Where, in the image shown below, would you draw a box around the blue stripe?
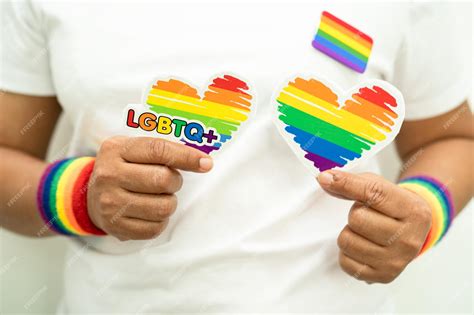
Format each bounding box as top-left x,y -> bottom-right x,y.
313,34 -> 367,70
219,134 -> 231,143
401,177 -> 452,238
42,159 -> 74,235
285,125 -> 361,165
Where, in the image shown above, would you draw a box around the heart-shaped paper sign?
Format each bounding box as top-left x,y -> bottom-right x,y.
273,76 -> 405,175
124,74 -> 254,154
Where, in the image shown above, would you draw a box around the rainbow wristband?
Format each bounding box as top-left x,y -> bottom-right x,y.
37,157 -> 105,236
398,176 -> 454,255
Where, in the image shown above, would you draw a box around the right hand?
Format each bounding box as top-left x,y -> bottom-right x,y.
87,136 -> 213,241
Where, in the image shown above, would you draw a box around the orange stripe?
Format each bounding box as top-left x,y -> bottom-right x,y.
289,78 -> 339,106
152,79 -> 200,99
320,15 -> 372,49
63,158 -> 93,235
208,86 -> 252,102
204,86 -> 251,111
352,95 -> 397,118
345,95 -> 398,127
344,100 -> 394,129
419,228 -> 435,254
322,11 -> 373,44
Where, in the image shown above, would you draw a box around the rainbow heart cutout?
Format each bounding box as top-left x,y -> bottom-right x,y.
124,74 -> 254,154
273,76 -> 405,174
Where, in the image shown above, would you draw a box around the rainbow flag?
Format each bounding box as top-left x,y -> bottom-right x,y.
312,11 -> 373,73
277,77 -> 399,171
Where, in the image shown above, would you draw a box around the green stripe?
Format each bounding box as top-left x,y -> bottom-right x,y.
317,30 -> 369,62
49,159 -> 75,233
407,180 -> 449,212
277,101 -> 374,153
404,179 -> 450,237
148,105 -> 239,136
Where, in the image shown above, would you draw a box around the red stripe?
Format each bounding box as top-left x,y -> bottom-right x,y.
356,86 -> 397,112
322,11 -> 373,44
72,160 -> 106,236
418,228 -> 434,255
210,75 -> 251,96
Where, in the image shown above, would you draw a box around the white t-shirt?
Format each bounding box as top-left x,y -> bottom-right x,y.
1,1 -> 471,313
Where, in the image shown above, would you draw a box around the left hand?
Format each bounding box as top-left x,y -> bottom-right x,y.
317,170 -> 432,284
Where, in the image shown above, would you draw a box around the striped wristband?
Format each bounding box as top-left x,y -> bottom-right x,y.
398,176 -> 454,255
37,157 -> 105,236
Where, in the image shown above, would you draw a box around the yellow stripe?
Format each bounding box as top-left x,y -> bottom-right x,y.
279,85 -> 389,142
284,85 -> 391,133
147,89 -> 248,123
399,183 -> 444,247
320,15 -> 373,49
56,157 -> 94,234
150,88 -> 250,115
147,95 -> 245,124
319,22 -> 372,57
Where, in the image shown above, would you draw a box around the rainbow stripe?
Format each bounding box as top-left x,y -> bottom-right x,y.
399,176 -> 454,255
37,157 -> 105,236
312,11 -> 373,73
146,75 -> 252,154
277,77 -> 399,172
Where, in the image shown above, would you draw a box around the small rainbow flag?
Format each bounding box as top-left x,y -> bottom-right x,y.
312,11 -> 373,73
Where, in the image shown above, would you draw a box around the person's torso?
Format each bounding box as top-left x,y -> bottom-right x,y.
40,1 -> 407,312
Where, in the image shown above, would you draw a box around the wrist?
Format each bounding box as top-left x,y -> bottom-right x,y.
398,175 -> 454,255
36,157 -> 105,236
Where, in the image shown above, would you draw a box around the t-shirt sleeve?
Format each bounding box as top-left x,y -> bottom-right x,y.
390,3 -> 472,120
0,0 -> 56,96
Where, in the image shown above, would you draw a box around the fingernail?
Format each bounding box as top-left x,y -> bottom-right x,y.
199,157 -> 213,172
317,172 -> 334,186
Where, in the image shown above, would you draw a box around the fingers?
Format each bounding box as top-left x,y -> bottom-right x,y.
119,163 -> 183,194
347,202 -> 401,247
327,171 -> 433,284
337,225 -> 387,268
122,193 -> 177,222
337,227 -> 407,284
92,136 -> 196,241
317,170 -> 409,219
111,218 -> 170,241
338,252 -> 379,282
120,137 -> 213,172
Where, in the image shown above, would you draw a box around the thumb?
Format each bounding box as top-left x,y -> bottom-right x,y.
316,171 -> 353,201
317,170 -> 410,219
317,170 -> 388,208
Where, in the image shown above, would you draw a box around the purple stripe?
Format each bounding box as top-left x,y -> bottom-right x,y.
312,40 -> 365,73
412,175 -> 455,225
36,160 -> 64,234
305,151 -> 343,172
183,141 -> 220,154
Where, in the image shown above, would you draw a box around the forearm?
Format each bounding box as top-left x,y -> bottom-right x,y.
398,137 -> 473,215
0,146 -> 55,237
